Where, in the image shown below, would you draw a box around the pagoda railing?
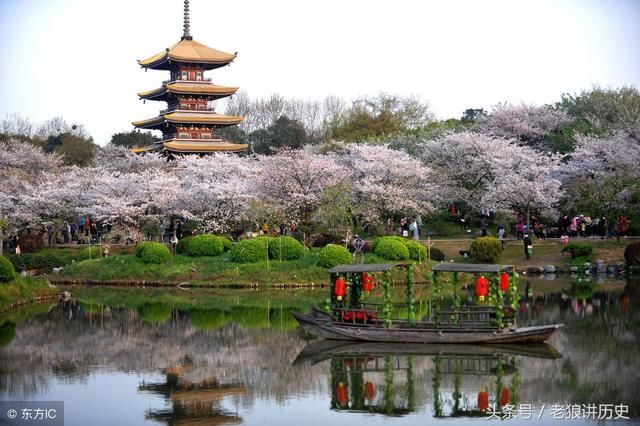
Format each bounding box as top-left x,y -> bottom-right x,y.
160,106 -> 215,115
162,78 -> 212,85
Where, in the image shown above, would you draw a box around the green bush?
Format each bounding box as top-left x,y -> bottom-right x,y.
134,242 -> 155,258
428,247 -> 446,262
371,236 -> 406,252
470,237 -> 503,263
561,242 -> 594,259
140,242 -> 171,264
220,237 -> 233,252
176,236 -> 193,254
5,252 -> 66,272
78,246 -> 101,260
374,237 -> 410,261
187,234 -> 225,257
269,236 -> 304,260
0,256 -> 16,282
230,239 -> 270,263
317,244 -> 352,268
405,241 -> 427,261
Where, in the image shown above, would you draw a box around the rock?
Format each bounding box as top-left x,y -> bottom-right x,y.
543,265 -> 556,273
597,263 -> 608,273
569,266 -> 579,273
526,266 -> 544,274
607,265 -> 618,274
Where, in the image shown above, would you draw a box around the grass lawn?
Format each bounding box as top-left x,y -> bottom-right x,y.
0,276 -> 58,311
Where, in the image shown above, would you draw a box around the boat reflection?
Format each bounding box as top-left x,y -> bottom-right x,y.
295,341 -> 562,418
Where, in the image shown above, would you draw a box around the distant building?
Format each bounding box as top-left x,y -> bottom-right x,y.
132,0 -> 247,154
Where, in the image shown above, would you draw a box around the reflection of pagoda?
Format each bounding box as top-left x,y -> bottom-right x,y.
139,357 -> 245,425
132,0 -> 247,154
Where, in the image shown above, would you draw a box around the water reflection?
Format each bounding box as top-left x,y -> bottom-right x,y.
0,281 -> 638,424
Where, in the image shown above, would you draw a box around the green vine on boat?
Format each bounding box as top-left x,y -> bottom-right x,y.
406,265 -> 415,325
492,274 -> 505,328
381,271 -> 393,327
509,271 -> 520,312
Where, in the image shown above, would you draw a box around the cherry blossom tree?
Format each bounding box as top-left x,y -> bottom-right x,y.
341,144 -> 437,223
479,103 -> 571,148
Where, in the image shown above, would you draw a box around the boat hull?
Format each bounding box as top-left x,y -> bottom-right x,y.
292,309 -> 563,344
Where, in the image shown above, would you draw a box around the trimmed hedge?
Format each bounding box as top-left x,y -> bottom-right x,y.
0,256 -> 16,282
187,234 -> 225,257
79,246 -> 101,260
140,242 -> 171,264
405,241 -> 427,261
561,242 -> 594,259
428,247 -> 446,262
371,236 -> 407,252
135,242 -> 156,258
317,244 -> 352,268
470,237 -> 503,264
5,252 -> 66,272
374,238 -> 410,261
176,236 -> 193,255
230,238 -> 270,263
221,237 -> 233,252
269,236 -> 305,260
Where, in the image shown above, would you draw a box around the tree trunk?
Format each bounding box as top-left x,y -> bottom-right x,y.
0,228 -> 3,257
526,206 -> 531,238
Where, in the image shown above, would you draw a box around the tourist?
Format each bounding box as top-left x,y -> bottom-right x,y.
560,233 -> 569,244
261,222 -> 269,235
63,221 -> 70,244
386,217 -> 393,235
497,226 -> 505,249
46,224 -> 54,246
279,223 -> 287,235
175,220 -> 183,239
481,217 -> 488,237
79,216 -> 85,235
570,216 -> 578,237
619,215 -> 629,238
70,221 -> 77,241
516,221 -> 524,240
409,219 -> 419,240
523,233 -> 533,260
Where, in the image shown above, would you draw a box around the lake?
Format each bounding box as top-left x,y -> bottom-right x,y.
0,276 -> 638,425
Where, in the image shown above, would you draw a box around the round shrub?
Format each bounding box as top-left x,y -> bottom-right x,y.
0,257 -> 17,282
269,236 -> 304,260
175,236 -> 193,255
135,242 -> 155,258
405,241 -> 427,261
187,234 -> 225,257
371,236 -> 406,252
428,247 -> 446,262
470,237 -> 503,264
561,242 -> 594,259
78,246 -> 101,260
317,244 -> 352,268
374,237 -> 410,261
220,237 -> 233,252
230,239 -> 270,263
140,242 -> 171,264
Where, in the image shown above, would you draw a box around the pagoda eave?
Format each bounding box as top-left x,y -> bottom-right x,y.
131,139 -> 248,154
132,113 -> 244,130
138,84 -> 239,101
138,39 -> 237,71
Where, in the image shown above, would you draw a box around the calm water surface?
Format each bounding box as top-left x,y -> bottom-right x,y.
1,277 -> 638,425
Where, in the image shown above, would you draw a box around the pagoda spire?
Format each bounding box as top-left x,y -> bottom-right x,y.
182,0 -> 192,40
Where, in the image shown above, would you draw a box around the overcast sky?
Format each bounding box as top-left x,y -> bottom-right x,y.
0,0 -> 638,144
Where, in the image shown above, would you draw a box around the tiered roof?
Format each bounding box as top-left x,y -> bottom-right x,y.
132,0 -> 247,155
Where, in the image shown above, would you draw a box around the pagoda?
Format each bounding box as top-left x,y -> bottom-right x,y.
132,0 -> 247,154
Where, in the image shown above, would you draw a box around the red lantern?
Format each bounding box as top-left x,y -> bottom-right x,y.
477,389 -> 489,412
337,382 -> 348,407
364,381 -> 375,401
335,277 -> 346,301
500,387 -> 510,406
500,272 -> 509,293
475,276 -> 489,301
362,273 -> 374,292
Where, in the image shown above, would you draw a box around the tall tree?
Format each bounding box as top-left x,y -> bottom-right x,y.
110,130 -> 159,148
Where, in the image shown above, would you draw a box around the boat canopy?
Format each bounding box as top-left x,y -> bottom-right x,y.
328,263 -> 407,274
432,263 -> 513,273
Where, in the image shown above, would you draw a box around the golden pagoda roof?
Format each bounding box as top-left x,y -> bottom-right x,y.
131,139 -> 248,154
139,39 -> 236,70
138,83 -> 239,101
162,139 -> 248,153
132,112 -> 243,129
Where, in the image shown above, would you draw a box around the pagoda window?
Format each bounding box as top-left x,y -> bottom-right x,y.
190,132 -> 199,139
178,132 -> 190,139
181,71 -> 188,80
196,71 -> 202,81
197,104 -> 206,110
188,71 -> 196,80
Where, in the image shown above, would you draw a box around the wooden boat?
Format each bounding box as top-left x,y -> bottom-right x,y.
293,263 -> 564,344
293,339 -> 563,366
